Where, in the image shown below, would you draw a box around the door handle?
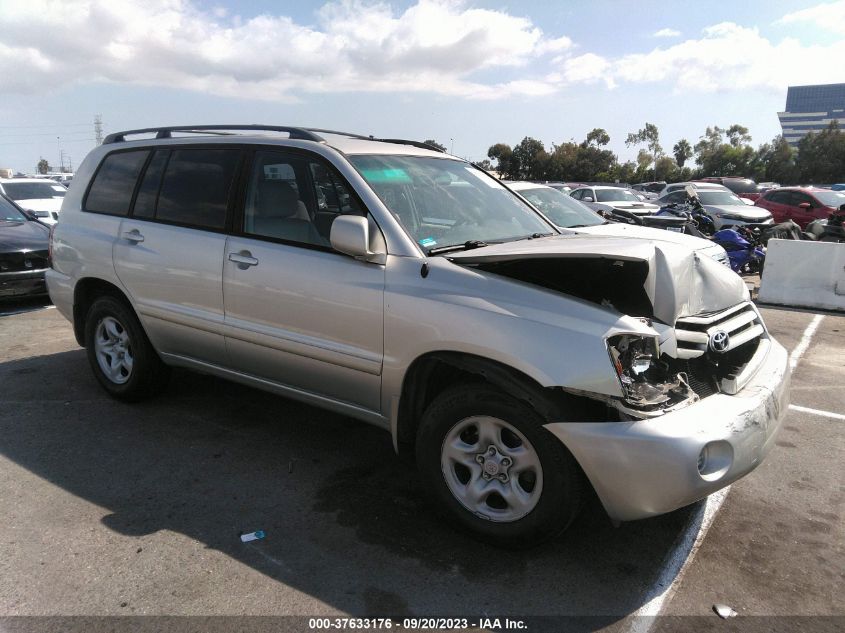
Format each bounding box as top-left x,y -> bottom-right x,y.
121,230 -> 144,243
228,251 -> 259,267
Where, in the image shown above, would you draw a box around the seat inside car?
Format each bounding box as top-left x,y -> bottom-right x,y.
250,179 -> 326,245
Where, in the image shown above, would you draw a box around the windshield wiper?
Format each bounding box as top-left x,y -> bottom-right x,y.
428,240 -> 489,255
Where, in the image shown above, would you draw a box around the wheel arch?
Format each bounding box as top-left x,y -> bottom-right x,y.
72,277 -> 134,347
394,351 -> 608,459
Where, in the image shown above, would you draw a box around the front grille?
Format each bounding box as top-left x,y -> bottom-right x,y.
674,302 -> 764,360
0,250 -> 49,273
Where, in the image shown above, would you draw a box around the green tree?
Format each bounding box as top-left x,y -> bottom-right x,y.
423,139 -> 447,152
474,158 -> 493,171
796,122 -> 845,184
510,137 -> 549,180
583,128 -> 610,148
694,125 -> 754,177
654,156 -> 679,182
765,136 -> 799,184
487,143 -> 515,178
626,123 -> 662,178
37,158 -> 51,174
673,139 -> 692,168
726,124 -> 752,147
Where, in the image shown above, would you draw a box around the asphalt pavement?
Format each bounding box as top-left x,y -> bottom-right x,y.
0,298 -> 842,633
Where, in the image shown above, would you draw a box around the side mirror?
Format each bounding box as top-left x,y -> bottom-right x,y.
21,209 -> 38,221
330,215 -> 386,264
582,196 -> 594,203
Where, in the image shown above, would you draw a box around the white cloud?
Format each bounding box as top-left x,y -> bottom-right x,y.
778,0 -> 845,35
555,21 -> 845,94
561,54 -> 615,88
653,28 -> 681,38
0,0 -> 571,100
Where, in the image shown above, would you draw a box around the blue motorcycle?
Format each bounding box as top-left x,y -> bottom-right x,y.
712,227 -> 765,275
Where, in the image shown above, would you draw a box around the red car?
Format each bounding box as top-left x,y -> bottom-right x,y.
754,187 -> 845,228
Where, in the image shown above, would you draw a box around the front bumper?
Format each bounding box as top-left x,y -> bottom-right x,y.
545,339 -> 790,521
0,268 -> 48,298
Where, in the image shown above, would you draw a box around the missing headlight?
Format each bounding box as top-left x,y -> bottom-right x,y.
607,334 -> 699,410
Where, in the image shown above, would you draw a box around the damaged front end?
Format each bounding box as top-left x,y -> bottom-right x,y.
606,333 -> 699,417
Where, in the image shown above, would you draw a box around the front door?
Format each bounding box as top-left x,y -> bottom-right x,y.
222,149 -> 385,412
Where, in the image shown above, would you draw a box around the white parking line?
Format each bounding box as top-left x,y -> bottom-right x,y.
627,312 -> 825,632
788,404 -> 845,421
789,314 -> 824,370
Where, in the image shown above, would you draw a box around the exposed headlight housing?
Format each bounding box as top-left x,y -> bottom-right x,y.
606,334 -> 699,411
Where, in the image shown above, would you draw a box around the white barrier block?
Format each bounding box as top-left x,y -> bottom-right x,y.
758,239 -> 845,311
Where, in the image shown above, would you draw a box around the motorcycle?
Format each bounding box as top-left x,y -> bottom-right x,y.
805,204 -> 845,243
654,199 -> 715,237
712,226 -> 766,275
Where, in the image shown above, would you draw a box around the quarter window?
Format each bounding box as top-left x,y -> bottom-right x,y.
155,149 -> 240,230
85,150 -> 149,216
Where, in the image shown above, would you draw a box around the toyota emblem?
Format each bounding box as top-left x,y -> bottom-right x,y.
709,330 -> 730,353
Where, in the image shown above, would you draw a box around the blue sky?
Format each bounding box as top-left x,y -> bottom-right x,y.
0,0 -> 843,173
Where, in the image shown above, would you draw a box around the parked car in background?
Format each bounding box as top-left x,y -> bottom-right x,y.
0,193 -> 50,298
570,185 -> 659,216
48,124 -> 789,546
630,182 -> 665,200
656,187 -> 773,230
830,184 -> 845,191
698,177 -> 762,201
510,182 -> 729,266
754,187 -> 845,228
0,178 -> 66,224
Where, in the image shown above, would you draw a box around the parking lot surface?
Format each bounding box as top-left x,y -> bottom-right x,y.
0,300 -> 843,632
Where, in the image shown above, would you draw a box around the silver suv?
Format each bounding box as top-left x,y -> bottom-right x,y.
47,125 -> 790,546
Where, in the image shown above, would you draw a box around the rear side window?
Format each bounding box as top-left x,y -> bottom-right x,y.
132,150 -> 169,219
766,191 -> 790,204
85,150 -> 149,216
155,149 -> 240,230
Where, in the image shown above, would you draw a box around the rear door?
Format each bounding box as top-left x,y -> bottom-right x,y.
113,147 -> 243,365
761,190 -> 790,223
222,149 -> 385,411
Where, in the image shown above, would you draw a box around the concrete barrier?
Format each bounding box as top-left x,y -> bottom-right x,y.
758,239 -> 845,311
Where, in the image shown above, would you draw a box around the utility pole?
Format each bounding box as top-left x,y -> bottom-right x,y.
94,114 -> 103,145
57,136 -> 62,172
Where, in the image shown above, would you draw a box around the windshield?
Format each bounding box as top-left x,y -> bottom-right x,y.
697,191 -> 745,206
814,191 -> 845,207
595,188 -> 641,202
2,181 -> 67,201
0,195 -> 27,221
518,187 -> 604,228
349,155 -> 554,251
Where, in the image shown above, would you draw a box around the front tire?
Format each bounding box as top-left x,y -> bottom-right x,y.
415,384 -> 584,547
84,295 -> 170,401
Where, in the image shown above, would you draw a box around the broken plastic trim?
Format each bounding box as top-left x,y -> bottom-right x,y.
606,334 -> 700,412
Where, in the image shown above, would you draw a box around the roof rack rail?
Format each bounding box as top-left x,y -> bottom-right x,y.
102,125 -> 327,144
304,129 -> 445,152
372,138 -> 445,152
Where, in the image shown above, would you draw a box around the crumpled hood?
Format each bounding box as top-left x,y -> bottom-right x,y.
448,235 -> 747,323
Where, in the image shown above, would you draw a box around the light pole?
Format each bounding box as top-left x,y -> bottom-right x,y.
450,138 -> 454,154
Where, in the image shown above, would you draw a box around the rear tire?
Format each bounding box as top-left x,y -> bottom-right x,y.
415,384 -> 584,547
84,295 -> 170,401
